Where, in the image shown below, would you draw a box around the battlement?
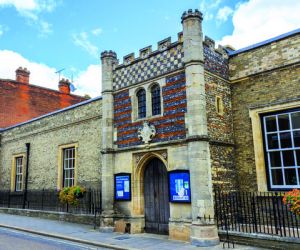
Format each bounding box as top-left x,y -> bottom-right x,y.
181,9 -> 203,23
117,32 -> 183,68
101,50 -> 117,59
204,36 -> 228,59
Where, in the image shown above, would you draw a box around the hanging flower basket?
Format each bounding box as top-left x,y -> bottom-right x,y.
283,189 -> 300,217
59,186 -> 86,206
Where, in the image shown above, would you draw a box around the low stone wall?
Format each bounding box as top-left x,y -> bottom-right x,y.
219,230 -> 300,250
0,207 -> 99,226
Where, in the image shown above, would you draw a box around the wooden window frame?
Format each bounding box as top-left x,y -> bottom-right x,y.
57,143 -> 78,190
10,153 -> 26,192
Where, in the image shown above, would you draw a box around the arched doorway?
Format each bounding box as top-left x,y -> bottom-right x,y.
144,158 -> 170,234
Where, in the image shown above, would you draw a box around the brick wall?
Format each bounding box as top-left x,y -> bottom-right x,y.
229,33 -> 300,80
210,145 -> 238,191
114,72 -> 187,148
230,33 -> 300,191
0,80 -> 86,128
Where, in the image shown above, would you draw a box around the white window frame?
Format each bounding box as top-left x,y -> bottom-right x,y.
263,110 -> 300,189
15,157 -> 23,192
63,147 -> 75,188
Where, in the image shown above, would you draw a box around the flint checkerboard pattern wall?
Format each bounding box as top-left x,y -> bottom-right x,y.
113,72 -> 187,148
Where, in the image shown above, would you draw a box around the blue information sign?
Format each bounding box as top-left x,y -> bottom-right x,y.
114,173 -> 131,201
169,170 -> 191,203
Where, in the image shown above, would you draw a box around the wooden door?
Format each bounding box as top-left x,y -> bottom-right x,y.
144,158 -> 170,234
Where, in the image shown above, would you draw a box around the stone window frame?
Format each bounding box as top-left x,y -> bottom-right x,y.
249,100 -> 300,192
215,95 -> 224,116
57,143 -> 78,190
262,109 -> 300,190
10,153 -> 26,192
130,78 -> 165,122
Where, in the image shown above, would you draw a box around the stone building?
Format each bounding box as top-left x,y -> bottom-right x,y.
0,67 -> 87,128
0,9 -> 299,246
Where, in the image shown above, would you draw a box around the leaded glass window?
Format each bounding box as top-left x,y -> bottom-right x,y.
151,84 -> 161,116
137,89 -> 146,119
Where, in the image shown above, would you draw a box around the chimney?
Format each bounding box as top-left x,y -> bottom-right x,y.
58,78 -> 70,94
16,67 -> 30,84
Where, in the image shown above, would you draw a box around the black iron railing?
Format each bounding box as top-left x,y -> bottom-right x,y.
215,191 -> 300,238
0,189 -> 101,215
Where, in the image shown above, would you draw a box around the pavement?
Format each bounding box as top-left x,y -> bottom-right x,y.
0,213 -> 264,250
0,227 -> 108,250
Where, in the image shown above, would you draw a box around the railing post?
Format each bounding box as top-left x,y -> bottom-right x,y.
251,194 -> 258,233
7,191 -> 10,208
41,189 -> 44,210
88,188 -> 92,214
272,192 -> 282,236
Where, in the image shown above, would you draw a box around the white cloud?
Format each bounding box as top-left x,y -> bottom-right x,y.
0,50 -> 101,97
0,0 -> 37,11
0,25 -> 4,37
91,28 -> 103,36
199,0 -> 222,21
219,0 -> 300,49
0,0 -> 58,13
216,6 -> 233,23
72,32 -> 99,58
38,20 -> 52,36
0,0 -> 59,36
74,64 -> 102,97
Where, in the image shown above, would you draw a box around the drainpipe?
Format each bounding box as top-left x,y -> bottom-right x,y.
23,143 -> 30,209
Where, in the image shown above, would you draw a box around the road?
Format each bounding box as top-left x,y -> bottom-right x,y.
0,227 -> 109,250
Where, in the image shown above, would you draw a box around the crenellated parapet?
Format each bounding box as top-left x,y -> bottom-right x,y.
113,34 -> 184,90
203,36 -> 229,79
101,50 -> 117,59
111,13 -> 229,91
181,9 -> 203,22
117,33 -> 183,67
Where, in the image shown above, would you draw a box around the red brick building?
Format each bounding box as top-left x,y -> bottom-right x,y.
0,67 -> 87,128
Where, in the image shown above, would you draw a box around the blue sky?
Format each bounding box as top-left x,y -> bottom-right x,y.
0,0 -> 299,97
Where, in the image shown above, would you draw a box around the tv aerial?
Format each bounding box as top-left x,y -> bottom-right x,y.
55,68 -> 65,82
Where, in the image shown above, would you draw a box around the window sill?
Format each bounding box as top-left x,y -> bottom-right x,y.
134,114 -> 163,123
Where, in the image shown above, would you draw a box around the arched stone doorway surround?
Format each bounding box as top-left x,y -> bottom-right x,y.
132,151 -> 169,216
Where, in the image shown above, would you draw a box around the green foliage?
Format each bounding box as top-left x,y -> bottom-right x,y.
59,186 -> 86,206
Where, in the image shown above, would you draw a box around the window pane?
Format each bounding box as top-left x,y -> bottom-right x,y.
266,116 -> 277,132
282,150 -> 295,166
63,147 -> 75,188
293,131 -> 300,147
285,169 -> 297,185
272,169 -> 283,185
278,114 -> 290,131
267,134 -> 279,149
280,132 -> 292,148
151,85 -> 161,116
292,112 -> 300,129
296,150 -> 300,166
269,152 -> 281,167
137,89 -> 146,118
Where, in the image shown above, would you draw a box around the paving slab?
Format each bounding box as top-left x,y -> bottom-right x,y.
0,213 -> 265,250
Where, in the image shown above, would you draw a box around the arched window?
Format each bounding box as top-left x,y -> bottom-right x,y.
151,84 -> 161,116
137,89 -> 146,118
